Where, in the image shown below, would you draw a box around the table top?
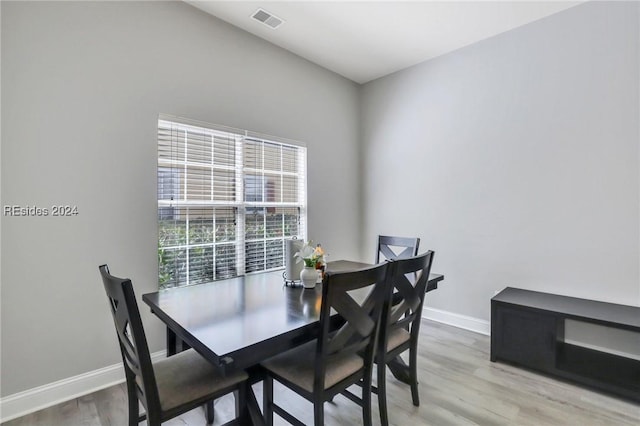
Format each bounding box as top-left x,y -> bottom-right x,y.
143,260 -> 444,370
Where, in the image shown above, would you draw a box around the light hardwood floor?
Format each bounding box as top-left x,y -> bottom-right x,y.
4,320 -> 639,425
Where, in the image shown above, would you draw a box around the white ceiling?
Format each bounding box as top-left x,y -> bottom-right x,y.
187,1 -> 582,84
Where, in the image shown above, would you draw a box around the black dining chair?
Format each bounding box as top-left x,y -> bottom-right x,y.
375,251 -> 435,426
99,264 -> 249,426
376,235 -> 420,263
261,262 -> 391,426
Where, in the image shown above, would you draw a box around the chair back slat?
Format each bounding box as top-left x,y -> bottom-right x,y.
331,296 -> 376,339
314,263 -> 390,393
382,251 -> 435,347
393,274 -> 422,310
388,301 -> 413,325
392,315 -> 413,330
376,235 -> 420,263
99,265 -> 160,413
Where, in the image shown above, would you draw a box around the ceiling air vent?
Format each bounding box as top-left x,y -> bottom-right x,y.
251,8 -> 284,30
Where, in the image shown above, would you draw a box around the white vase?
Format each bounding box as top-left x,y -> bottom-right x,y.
300,266 -> 317,289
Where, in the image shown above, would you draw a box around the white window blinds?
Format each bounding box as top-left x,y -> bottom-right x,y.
157,117 -> 306,289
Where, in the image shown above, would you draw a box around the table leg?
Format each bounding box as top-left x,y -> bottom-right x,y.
387,355 -> 411,384
166,327 -> 190,356
166,327 -> 177,356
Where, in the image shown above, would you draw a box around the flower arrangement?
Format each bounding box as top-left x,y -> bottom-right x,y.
294,241 -> 325,268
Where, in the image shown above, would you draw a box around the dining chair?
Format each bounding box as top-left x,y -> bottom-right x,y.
261,262 -> 391,426
375,251 -> 435,426
376,235 -> 420,263
99,264 -> 249,426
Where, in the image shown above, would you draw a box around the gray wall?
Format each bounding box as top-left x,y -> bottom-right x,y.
360,1 -> 639,320
3,0 -> 639,400
0,1 -> 360,396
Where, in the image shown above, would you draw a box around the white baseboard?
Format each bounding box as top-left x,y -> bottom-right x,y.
0,350 -> 166,423
422,307 -> 491,336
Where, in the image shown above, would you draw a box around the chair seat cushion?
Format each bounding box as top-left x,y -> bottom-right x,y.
153,349 -> 248,413
386,328 -> 410,352
261,340 -> 364,394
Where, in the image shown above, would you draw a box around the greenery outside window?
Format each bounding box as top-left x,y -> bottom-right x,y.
158,116 -> 307,289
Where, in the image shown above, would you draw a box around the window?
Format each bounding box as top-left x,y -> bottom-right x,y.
157,116 -> 306,289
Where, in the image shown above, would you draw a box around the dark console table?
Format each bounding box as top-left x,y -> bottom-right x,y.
491,287 -> 640,402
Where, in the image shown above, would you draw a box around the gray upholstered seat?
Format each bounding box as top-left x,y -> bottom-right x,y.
153,349 -> 248,412
262,340 -> 364,394
385,328 -> 410,352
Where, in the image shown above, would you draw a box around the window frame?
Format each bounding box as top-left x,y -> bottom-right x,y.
157,115 -> 307,289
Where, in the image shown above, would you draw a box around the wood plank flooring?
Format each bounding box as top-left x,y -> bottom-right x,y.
4,320 -> 639,425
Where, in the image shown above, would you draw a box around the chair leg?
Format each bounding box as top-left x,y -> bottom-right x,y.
125,380 -> 139,426
362,377 -> 372,426
377,364 -> 389,426
146,411 -> 162,426
234,389 -> 241,418
313,401 -> 324,426
235,384 -> 249,426
264,376 -> 274,426
410,346 -> 420,406
205,400 -> 215,424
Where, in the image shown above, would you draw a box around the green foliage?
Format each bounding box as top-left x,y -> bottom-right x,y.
158,214 -> 298,289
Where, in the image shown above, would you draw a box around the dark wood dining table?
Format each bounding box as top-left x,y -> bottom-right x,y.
142,260 -> 444,424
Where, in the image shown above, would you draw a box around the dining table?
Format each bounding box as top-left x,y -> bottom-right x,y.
142,260 -> 444,424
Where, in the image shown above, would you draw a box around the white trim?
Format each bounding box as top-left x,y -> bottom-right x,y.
422,306 -> 491,336
0,351 -> 166,423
